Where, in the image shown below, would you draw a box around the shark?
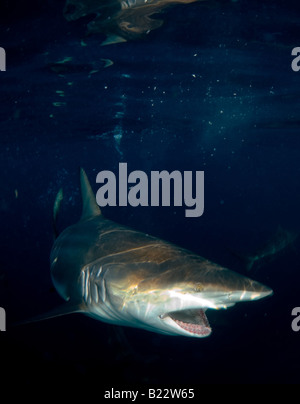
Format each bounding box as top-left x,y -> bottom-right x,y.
63,0 -> 202,45
47,168 -> 272,338
245,227 -> 297,271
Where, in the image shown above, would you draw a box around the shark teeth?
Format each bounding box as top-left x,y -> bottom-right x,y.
168,309 -> 211,337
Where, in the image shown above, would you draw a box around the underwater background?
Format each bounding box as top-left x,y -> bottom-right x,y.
1,0 -> 300,387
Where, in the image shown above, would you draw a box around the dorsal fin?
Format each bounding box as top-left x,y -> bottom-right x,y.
80,168 -> 101,220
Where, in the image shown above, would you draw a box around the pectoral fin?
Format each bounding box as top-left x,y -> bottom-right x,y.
13,302 -> 84,326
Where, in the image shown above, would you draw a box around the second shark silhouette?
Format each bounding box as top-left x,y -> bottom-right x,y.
63,0 -> 203,45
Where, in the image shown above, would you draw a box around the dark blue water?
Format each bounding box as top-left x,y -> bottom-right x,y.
1,0 -> 300,387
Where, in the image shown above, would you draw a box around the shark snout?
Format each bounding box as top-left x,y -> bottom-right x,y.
196,272 -> 273,309
235,279 -> 273,301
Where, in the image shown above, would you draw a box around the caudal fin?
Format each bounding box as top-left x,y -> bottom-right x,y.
52,188 -> 63,239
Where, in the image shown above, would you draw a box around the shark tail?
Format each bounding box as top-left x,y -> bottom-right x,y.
52,188 -> 64,239
245,256 -> 258,271
227,249 -> 258,272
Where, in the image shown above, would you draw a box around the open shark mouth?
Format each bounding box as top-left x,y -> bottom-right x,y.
168,309 -> 211,337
